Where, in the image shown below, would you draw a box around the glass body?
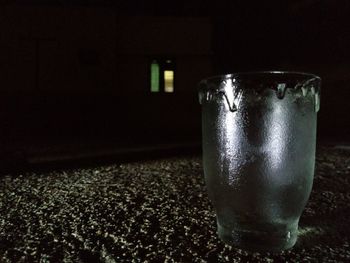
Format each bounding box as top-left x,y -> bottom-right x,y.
198,72 -> 321,252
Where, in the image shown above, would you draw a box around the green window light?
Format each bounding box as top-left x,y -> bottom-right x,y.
150,60 -> 160,92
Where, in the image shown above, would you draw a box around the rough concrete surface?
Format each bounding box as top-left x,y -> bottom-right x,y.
0,146 -> 349,262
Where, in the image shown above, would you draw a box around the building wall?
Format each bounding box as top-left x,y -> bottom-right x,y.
0,6 -> 117,94
0,6 -> 213,145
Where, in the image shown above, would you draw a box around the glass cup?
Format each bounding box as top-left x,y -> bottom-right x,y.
198,71 -> 321,252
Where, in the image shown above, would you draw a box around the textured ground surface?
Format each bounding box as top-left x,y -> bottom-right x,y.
0,146 -> 350,262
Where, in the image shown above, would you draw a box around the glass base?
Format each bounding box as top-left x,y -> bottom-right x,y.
217,222 -> 298,252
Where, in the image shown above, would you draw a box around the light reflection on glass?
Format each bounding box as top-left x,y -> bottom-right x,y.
266,102 -> 286,173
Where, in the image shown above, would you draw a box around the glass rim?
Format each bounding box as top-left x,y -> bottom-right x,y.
199,71 -> 321,90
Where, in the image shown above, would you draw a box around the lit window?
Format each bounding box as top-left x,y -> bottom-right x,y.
164,70 -> 174,93
150,58 -> 175,93
150,60 -> 160,92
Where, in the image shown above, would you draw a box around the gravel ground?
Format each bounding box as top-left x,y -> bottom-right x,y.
0,146 -> 349,262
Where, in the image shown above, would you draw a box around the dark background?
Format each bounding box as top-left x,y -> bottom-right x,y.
0,0 -> 349,169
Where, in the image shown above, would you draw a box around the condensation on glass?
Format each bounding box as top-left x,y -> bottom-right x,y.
198,71 -> 321,252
